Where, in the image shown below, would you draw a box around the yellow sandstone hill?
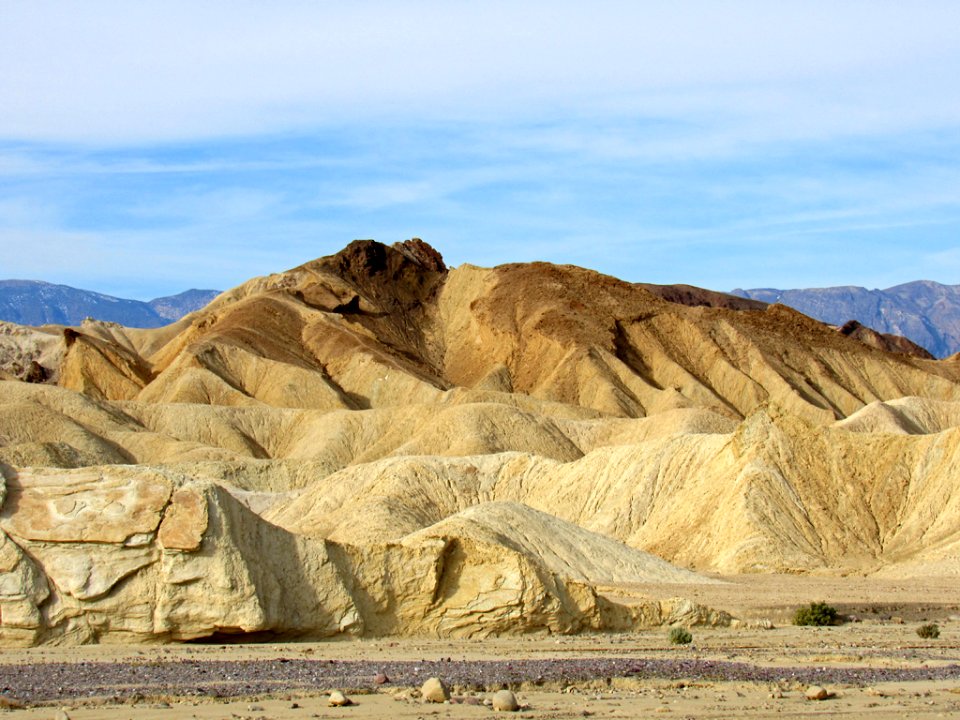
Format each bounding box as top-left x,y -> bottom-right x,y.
1,238 -> 959,645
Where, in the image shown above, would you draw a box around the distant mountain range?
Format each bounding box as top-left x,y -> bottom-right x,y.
732,281 -> 960,358
0,280 -> 220,328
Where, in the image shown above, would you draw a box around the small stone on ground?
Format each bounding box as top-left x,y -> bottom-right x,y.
491,689 -> 519,711
329,690 -> 353,706
421,677 -> 450,703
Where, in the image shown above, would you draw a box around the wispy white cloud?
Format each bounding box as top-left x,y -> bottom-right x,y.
1,1 -> 959,296
0,146 -> 362,179
2,2 -> 959,144
122,187 -> 285,224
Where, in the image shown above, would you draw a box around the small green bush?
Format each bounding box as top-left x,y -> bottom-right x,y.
917,623 -> 940,639
793,602 -> 839,626
669,627 -> 692,645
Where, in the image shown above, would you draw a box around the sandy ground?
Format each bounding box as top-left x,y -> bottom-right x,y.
1,575 -> 958,719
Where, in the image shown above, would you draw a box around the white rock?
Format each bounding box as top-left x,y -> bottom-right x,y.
491,689 -> 519,711
328,690 -> 352,706
421,677 -> 450,703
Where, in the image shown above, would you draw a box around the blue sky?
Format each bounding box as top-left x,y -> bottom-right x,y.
2,1 -> 959,299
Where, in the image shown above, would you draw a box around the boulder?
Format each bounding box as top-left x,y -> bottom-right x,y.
328,690 -> 352,706
805,685 -> 831,701
421,677 -> 450,703
491,689 -> 519,711
0,469 -> 363,644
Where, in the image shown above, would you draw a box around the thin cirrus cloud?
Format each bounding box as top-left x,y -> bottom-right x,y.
3,1 -> 959,143
0,1 -> 959,297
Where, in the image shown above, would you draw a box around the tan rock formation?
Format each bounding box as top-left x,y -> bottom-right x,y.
58,328 -> 152,401
266,409 -> 960,575
6,239 -> 948,422
157,487 -> 207,551
0,468 -> 362,644
0,465 -> 726,645
1,238 -> 959,646
1,467 -> 172,543
836,319 -> 935,359
0,527 -> 49,641
0,321 -> 63,383
400,502 -> 715,585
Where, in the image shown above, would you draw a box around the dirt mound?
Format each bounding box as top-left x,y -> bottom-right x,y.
403,501 -> 716,585
837,396 -> 960,434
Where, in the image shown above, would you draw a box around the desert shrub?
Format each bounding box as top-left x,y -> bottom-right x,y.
669,627 -> 692,645
917,623 -> 940,639
793,602 -> 839,626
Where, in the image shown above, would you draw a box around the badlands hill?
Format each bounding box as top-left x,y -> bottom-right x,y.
1,238 -> 960,646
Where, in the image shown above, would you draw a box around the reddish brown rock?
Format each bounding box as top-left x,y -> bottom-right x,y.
0,468 -> 172,544
158,488 -> 208,551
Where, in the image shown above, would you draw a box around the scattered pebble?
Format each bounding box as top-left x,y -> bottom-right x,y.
0,657 -> 955,704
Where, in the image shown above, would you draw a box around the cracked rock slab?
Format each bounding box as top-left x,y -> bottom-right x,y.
0,467 -> 173,544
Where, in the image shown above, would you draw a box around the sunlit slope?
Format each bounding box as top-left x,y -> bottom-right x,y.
44,239 -> 960,421
2,239 -> 960,646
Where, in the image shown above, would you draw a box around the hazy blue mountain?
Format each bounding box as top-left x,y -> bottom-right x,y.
731,281 -> 960,358
0,280 -> 219,328
148,289 -> 222,322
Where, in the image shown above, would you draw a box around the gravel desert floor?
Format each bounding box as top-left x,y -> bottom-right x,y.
1,575 -> 958,719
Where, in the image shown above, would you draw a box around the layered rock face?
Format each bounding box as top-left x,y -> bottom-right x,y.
1,238 -> 959,645
0,465 -> 728,645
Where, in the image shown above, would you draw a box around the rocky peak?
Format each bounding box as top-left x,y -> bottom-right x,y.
329,238 -> 445,279
392,238 -> 447,273
321,239 -> 448,312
